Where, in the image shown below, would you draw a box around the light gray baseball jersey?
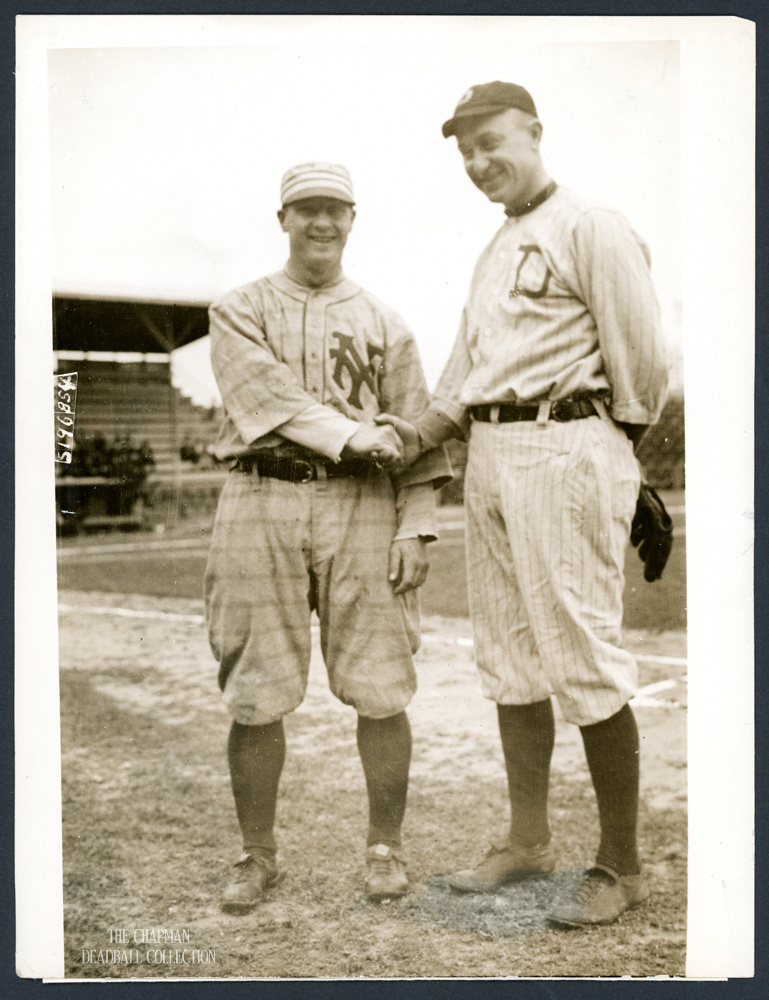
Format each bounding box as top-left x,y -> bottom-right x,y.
209,269 -> 451,492
206,269 -> 451,721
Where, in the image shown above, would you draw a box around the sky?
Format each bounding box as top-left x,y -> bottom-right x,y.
46,18 -> 681,404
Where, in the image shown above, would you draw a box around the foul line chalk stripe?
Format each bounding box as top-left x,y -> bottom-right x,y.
58,606 -> 687,667
58,604 -> 205,625
58,549 -> 211,563
57,604 -> 324,633
633,653 -> 688,667
634,679 -> 678,696
430,634 -> 686,667
57,538 -> 209,558
630,696 -> 682,709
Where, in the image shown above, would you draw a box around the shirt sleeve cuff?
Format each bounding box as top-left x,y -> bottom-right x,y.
276,403 -> 360,461
393,482 -> 438,541
391,445 -> 453,492
420,402 -> 470,442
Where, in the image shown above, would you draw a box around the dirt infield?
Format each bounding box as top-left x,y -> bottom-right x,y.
59,590 -> 686,979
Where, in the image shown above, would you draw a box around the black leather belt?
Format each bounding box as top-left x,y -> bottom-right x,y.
470,398 -> 597,423
234,453 -> 372,484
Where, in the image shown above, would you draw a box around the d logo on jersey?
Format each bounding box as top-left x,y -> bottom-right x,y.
330,332 -> 383,409
510,244 -> 552,300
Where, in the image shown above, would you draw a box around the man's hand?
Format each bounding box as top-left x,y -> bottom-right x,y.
388,538 -> 428,594
374,413 -> 421,469
342,422 -> 404,466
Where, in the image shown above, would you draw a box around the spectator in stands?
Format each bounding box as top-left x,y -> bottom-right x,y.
82,432 -> 111,477
180,435 -> 203,464
138,440 -> 156,472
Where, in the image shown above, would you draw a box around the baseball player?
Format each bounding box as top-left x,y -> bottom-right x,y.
378,83 -> 670,926
205,162 -> 451,913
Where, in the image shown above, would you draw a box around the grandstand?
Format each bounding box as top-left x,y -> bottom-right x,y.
57,357 -> 222,480
53,294 -> 225,530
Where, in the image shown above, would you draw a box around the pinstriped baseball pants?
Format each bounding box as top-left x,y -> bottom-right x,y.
464,415 -> 641,726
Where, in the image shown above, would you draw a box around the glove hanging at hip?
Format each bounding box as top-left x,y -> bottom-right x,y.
630,483 -> 674,583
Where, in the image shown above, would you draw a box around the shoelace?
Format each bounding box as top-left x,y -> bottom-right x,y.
576,873 -> 615,901
369,851 -> 404,875
371,853 -> 400,868
234,855 -> 273,877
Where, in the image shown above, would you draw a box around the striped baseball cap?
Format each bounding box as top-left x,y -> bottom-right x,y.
280,162 -> 355,207
442,82 -> 538,138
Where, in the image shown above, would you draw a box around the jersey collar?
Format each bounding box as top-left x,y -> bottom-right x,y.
269,269 -> 360,304
505,180 -> 558,218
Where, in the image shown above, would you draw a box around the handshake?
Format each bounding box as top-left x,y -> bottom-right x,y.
342,413 -> 421,469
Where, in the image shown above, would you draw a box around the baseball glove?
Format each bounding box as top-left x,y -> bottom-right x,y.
630,483 -> 674,582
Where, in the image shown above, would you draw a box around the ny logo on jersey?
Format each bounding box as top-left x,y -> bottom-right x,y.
330,332 -> 383,409
509,244 -> 552,300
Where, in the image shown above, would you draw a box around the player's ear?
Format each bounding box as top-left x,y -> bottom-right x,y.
277,208 -> 287,230
529,118 -> 543,147
349,207 -> 356,226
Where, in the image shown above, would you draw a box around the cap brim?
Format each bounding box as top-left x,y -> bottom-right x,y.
441,103 -> 520,138
282,186 -> 355,206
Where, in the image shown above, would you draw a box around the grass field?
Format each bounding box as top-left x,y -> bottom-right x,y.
56,491 -> 687,632
56,490 -> 687,979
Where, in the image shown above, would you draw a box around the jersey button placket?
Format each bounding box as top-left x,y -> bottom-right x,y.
305,295 -> 324,398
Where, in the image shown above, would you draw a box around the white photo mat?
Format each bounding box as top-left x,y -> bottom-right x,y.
15,13 -> 754,981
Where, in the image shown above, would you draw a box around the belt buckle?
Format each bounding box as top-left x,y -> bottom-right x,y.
550,401 -> 568,422
293,459 -> 315,484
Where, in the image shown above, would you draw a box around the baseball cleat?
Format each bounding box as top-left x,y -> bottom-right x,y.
220,851 -> 280,914
548,865 -> 650,927
365,843 -> 409,900
447,837 -> 557,893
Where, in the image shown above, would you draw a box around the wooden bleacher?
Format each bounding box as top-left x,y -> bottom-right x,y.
58,358 -> 224,482
55,358 -> 227,530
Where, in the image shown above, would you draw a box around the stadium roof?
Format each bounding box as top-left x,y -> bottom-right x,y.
52,294 -> 210,355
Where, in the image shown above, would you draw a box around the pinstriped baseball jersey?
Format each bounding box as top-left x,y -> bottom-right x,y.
433,185 -> 669,427
210,269 -> 450,491
428,183 -> 669,724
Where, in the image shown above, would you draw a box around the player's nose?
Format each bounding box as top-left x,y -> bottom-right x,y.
465,149 -> 490,178
310,210 -> 336,229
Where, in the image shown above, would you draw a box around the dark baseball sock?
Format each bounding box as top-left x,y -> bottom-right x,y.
497,699 -> 555,847
357,711 -> 412,847
228,719 -> 286,856
579,702 -> 641,877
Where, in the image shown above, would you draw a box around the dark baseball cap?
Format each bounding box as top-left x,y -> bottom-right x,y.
442,81 -> 538,138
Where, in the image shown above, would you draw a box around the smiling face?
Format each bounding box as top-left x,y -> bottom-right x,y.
455,108 -> 546,213
278,197 -> 355,283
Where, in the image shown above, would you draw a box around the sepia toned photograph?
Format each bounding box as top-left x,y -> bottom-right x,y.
15,14 -> 754,982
